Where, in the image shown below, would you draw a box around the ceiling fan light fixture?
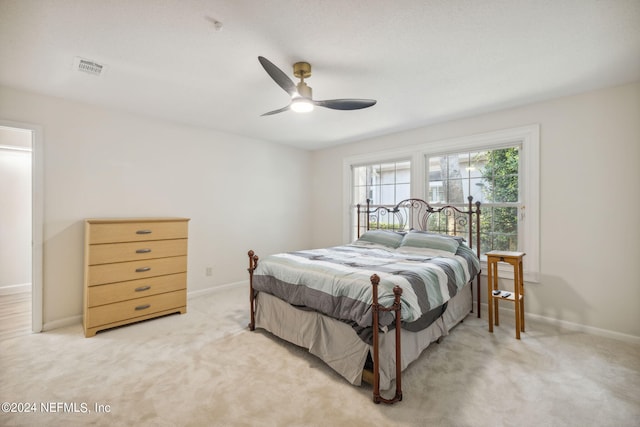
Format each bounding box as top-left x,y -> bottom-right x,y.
291,97 -> 314,113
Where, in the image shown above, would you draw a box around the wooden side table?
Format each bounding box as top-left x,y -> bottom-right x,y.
486,251 -> 526,339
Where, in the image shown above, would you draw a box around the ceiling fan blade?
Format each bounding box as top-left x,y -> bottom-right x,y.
314,99 -> 377,111
261,105 -> 291,116
258,56 -> 298,97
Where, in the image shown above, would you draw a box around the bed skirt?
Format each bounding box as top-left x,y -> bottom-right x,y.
254,281 -> 472,390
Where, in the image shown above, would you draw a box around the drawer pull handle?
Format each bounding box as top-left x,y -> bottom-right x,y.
135,286 -> 151,292
135,267 -> 151,273
136,229 -> 152,235
136,248 -> 152,254
135,304 -> 151,311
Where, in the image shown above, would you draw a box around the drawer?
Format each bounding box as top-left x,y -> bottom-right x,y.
86,273 -> 186,307
89,238 -> 188,265
87,220 -> 188,244
85,289 -> 186,328
87,256 -> 187,286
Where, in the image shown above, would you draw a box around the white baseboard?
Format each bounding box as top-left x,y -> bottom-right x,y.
0,283 -> 31,295
479,302 -> 640,345
187,280 -> 247,299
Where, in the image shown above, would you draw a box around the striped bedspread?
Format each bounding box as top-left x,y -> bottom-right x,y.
253,243 -> 480,332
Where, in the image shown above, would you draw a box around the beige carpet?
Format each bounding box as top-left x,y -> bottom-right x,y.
1,285 -> 639,427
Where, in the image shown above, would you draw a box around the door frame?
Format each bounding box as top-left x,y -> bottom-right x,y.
0,120 -> 43,333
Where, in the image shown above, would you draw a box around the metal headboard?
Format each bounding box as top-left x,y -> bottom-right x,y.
356,196 -> 481,255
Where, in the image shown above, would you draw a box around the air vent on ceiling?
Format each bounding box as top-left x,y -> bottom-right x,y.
74,57 -> 105,76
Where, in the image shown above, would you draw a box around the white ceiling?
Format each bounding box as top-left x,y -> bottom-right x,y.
1,0 -> 639,150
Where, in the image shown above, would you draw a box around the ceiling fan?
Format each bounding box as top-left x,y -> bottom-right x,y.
258,56 -> 377,116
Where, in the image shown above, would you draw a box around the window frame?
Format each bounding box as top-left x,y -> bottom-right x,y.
343,124 -> 539,282
425,145 -> 522,255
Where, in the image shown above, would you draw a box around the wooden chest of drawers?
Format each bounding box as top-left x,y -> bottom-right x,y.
83,218 -> 189,337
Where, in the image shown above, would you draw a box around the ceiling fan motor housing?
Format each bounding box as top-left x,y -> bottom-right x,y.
293,61 -> 311,79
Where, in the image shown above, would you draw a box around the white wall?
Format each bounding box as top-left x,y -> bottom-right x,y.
0,85 -> 312,328
311,81 -> 640,339
0,127 -> 32,287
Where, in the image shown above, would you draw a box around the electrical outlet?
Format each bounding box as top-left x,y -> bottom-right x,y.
206,267 -> 213,276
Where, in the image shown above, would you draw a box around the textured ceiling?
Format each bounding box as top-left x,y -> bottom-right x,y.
1,0 -> 639,150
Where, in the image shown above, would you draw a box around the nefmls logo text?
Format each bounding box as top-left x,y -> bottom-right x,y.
40,402 -> 89,413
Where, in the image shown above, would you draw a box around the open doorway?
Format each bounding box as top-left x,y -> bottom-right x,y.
0,122 -> 43,338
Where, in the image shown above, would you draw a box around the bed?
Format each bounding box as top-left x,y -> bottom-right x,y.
247,197 -> 481,404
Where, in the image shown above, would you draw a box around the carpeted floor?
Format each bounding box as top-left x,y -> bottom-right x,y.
1,285 -> 639,427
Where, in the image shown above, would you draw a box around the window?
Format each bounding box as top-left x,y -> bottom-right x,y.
351,159 -> 411,237
343,125 -> 540,282
352,160 -> 411,206
427,147 -> 521,254
419,125 -> 539,281
343,125 -> 539,281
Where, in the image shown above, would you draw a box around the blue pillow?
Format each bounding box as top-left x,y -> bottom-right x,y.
355,230 -> 405,249
409,228 -> 466,243
399,232 -> 460,254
